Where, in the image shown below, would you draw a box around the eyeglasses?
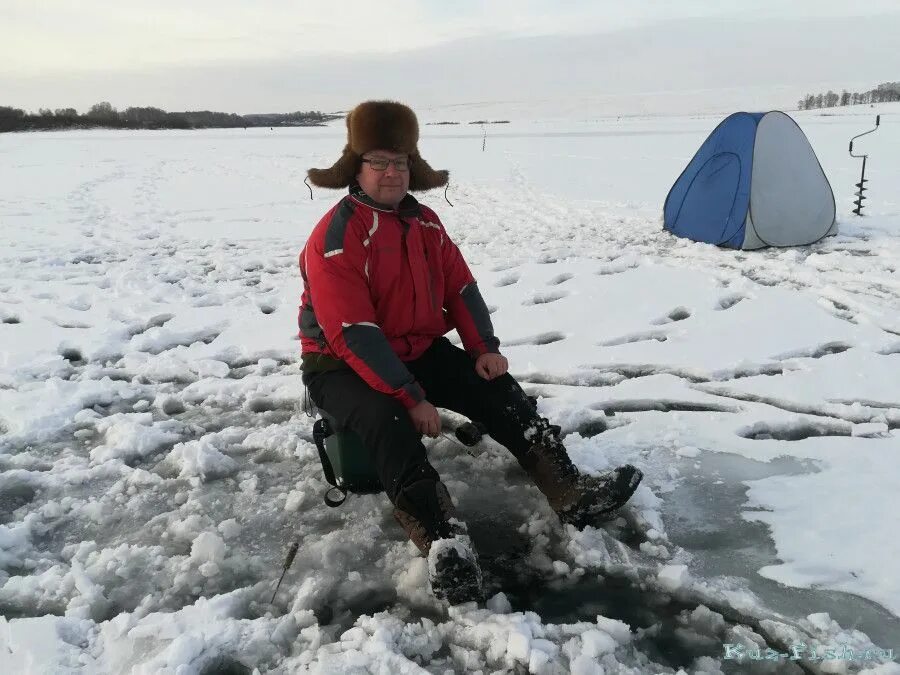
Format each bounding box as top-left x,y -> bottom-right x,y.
361,157 -> 410,172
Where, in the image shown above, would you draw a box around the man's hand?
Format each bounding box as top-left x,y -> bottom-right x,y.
409,400 -> 441,438
475,353 -> 508,380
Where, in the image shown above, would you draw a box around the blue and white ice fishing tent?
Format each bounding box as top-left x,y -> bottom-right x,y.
664,111 -> 837,249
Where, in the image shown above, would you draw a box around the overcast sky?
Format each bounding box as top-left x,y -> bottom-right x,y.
2,1 -> 899,115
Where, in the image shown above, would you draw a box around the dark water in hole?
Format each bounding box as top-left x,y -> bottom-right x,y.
507,573 -> 721,671
468,525 -> 808,673
465,516 -> 724,671
460,450 -> 900,669
0,482 -> 37,523
664,452 -> 900,651
199,656 -> 252,675
280,448 -> 897,671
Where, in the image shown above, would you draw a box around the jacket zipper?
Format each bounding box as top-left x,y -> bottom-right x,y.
423,244 -> 436,311
401,223 -> 417,342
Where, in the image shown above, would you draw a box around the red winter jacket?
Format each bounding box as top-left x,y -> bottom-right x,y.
298,185 -> 500,409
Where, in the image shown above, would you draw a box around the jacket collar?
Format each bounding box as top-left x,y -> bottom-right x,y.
348,183 -> 422,218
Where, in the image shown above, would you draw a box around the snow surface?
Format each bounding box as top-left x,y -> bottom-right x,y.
1,104 -> 899,673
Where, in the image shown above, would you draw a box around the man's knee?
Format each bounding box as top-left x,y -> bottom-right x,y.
480,372 -> 533,410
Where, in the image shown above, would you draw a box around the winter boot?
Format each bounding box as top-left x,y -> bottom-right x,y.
518,421 -> 643,528
392,479 -> 483,605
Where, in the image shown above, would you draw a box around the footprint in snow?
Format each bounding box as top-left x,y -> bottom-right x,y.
652,306 -> 691,325
53,319 -> 92,329
504,331 -> 566,346
738,419 -> 852,441
548,273 -> 574,286
715,294 -> 746,311
495,272 -> 520,287
599,331 -> 667,347
596,261 -> 639,275
257,300 -> 278,315
523,290 -> 568,306
575,417 -> 608,438
773,341 -> 852,360
58,346 -> 84,363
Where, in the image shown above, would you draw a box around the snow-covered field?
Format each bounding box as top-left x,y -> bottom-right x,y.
1,105 -> 899,673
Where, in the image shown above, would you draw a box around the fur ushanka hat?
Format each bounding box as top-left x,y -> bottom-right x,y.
307,100 -> 449,191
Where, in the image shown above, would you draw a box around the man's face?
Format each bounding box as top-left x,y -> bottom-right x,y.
356,150 -> 410,208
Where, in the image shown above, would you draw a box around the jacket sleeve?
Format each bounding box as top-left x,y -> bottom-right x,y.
305,213 -> 426,409
430,210 -> 501,357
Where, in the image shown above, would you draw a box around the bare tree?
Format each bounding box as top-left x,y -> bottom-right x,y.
87,101 -> 120,125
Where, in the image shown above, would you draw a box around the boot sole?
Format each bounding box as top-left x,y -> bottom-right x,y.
561,465 -> 644,528
430,548 -> 483,605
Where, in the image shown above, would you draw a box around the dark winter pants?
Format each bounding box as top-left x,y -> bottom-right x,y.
303,337 -> 542,503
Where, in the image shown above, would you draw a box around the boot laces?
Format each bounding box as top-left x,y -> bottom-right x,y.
532,418 -> 578,480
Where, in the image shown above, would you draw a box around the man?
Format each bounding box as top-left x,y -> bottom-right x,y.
299,101 -> 642,604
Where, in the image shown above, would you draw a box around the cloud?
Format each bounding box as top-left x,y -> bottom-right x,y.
0,1 -> 431,75
3,0 -> 900,78
2,8 -> 899,115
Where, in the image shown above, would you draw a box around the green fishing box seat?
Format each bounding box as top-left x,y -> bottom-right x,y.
312,409 -> 382,506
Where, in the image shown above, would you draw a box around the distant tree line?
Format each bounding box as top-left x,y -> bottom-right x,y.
426,120 -> 511,126
798,81 -> 900,110
0,101 -> 341,133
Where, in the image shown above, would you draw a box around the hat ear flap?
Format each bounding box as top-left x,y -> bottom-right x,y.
307,146 -> 359,189
408,152 -> 449,192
